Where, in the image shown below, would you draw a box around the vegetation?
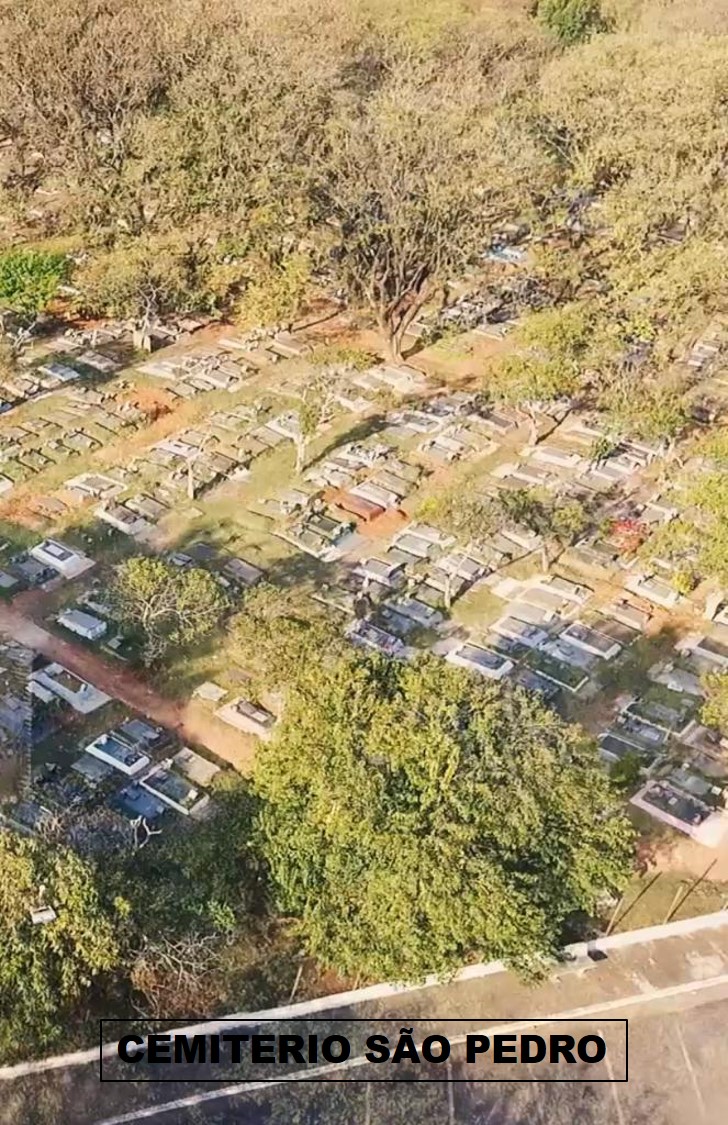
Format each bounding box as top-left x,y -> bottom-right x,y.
536,0 -> 609,44
2,0 -> 728,1075
0,830 -> 121,1058
109,556 -> 228,665
0,249 -> 68,326
255,654 -> 633,981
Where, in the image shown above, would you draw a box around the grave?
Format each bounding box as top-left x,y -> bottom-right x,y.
625,573 -> 680,608
346,619 -> 406,657
30,539 -> 94,579
387,594 -> 443,628
446,641 -> 513,680
630,780 -> 728,845
222,558 -> 263,587
96,503 -> 150,537
215,698 -> 277,740
560,621 -> 622,660
491,615 -> 548,648
140,761 -> 209,817
57,609 -> 107,641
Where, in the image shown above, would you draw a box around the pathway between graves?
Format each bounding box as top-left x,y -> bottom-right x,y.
0,600 -> 239,762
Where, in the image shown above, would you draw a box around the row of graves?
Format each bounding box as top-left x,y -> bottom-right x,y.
602,626 -> 728,848
484,409 -> 665,499
252,392 -> 525,564
136,328 -> 316,400
0,328 -> 126,416
1,646 -> 222,861
0,383 -> 149,504
441,569 -> 645,704
92,403 -> 271,539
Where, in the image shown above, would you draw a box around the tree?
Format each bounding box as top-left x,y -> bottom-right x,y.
418,487 -> 502,546
109,556 -> 228,665
500,488 -> 589,571
600,381 -> 689,453
313,56 -> 504,361
74,237 -> 214,332
255,654 -> 633,982
0,249 -> 68,329
701,673 -> 728,735
609,750 -> 643,793
0,830 -> 121,1060
488,306 -> 591,442
231,583 -> 345,691
536,0 -> 608,44
293,370 -> 342,473
240,253 -> 311,332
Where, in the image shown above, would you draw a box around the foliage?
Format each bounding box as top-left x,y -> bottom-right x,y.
231,583 -> 345,691
109,556 -> 228,665
309,344 -> 375,371
500,488 -> 589,545
312,52 -> 510,360
294,371 -> 342,471
489,354 -> 579,414
73,237 -> 224,326
609,750 -> 643,792
255,654 -> 634,981
239,253 -> 311,330
536,0 -> 609,44
0,830 -> 121,1060
600,381 -> 689,444
417,486 -> 502,544
701,672 -> 728,734
0,249 -> 69,321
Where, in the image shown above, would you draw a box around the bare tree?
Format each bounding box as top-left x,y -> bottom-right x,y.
312,58 -> 506,362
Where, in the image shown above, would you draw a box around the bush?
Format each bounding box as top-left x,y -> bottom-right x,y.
536,0 -> 608,44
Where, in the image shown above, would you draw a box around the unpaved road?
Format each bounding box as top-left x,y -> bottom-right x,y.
0,601 -> 255,769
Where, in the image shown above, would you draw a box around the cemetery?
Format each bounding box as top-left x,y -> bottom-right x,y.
0,272 -> 728,863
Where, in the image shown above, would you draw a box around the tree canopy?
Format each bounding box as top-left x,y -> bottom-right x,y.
0,249 -> 68,322
109,555 -> 228,665
0,830 -> 121,1059
255,654 -> 633,981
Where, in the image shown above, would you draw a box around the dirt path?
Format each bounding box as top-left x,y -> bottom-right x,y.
0,601 -> 255,770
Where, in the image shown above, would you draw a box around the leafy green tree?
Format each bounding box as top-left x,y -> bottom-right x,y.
701,672 -> 728,734
0,830 -> 121,1060
255,654 -> 633,981
74,237 -> 213,330
489,308 -> 587,441
314,54 -> 505,361
0,249 -> 68,325
500,488 -> 589,570
600,382 -> 689,449
232,583 -> 345,691
609,750 -> 643,793
536,0 -> 608,44
109,556 -> 228,665
292,370 -> 343,472
417,486 -> 501,545
239,253 -> 311,332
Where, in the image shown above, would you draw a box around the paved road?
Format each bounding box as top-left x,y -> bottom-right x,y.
3,914 -> 728,1125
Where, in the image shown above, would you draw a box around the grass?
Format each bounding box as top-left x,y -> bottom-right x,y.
451,583 -> 504,630
608,869 -> 728,933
